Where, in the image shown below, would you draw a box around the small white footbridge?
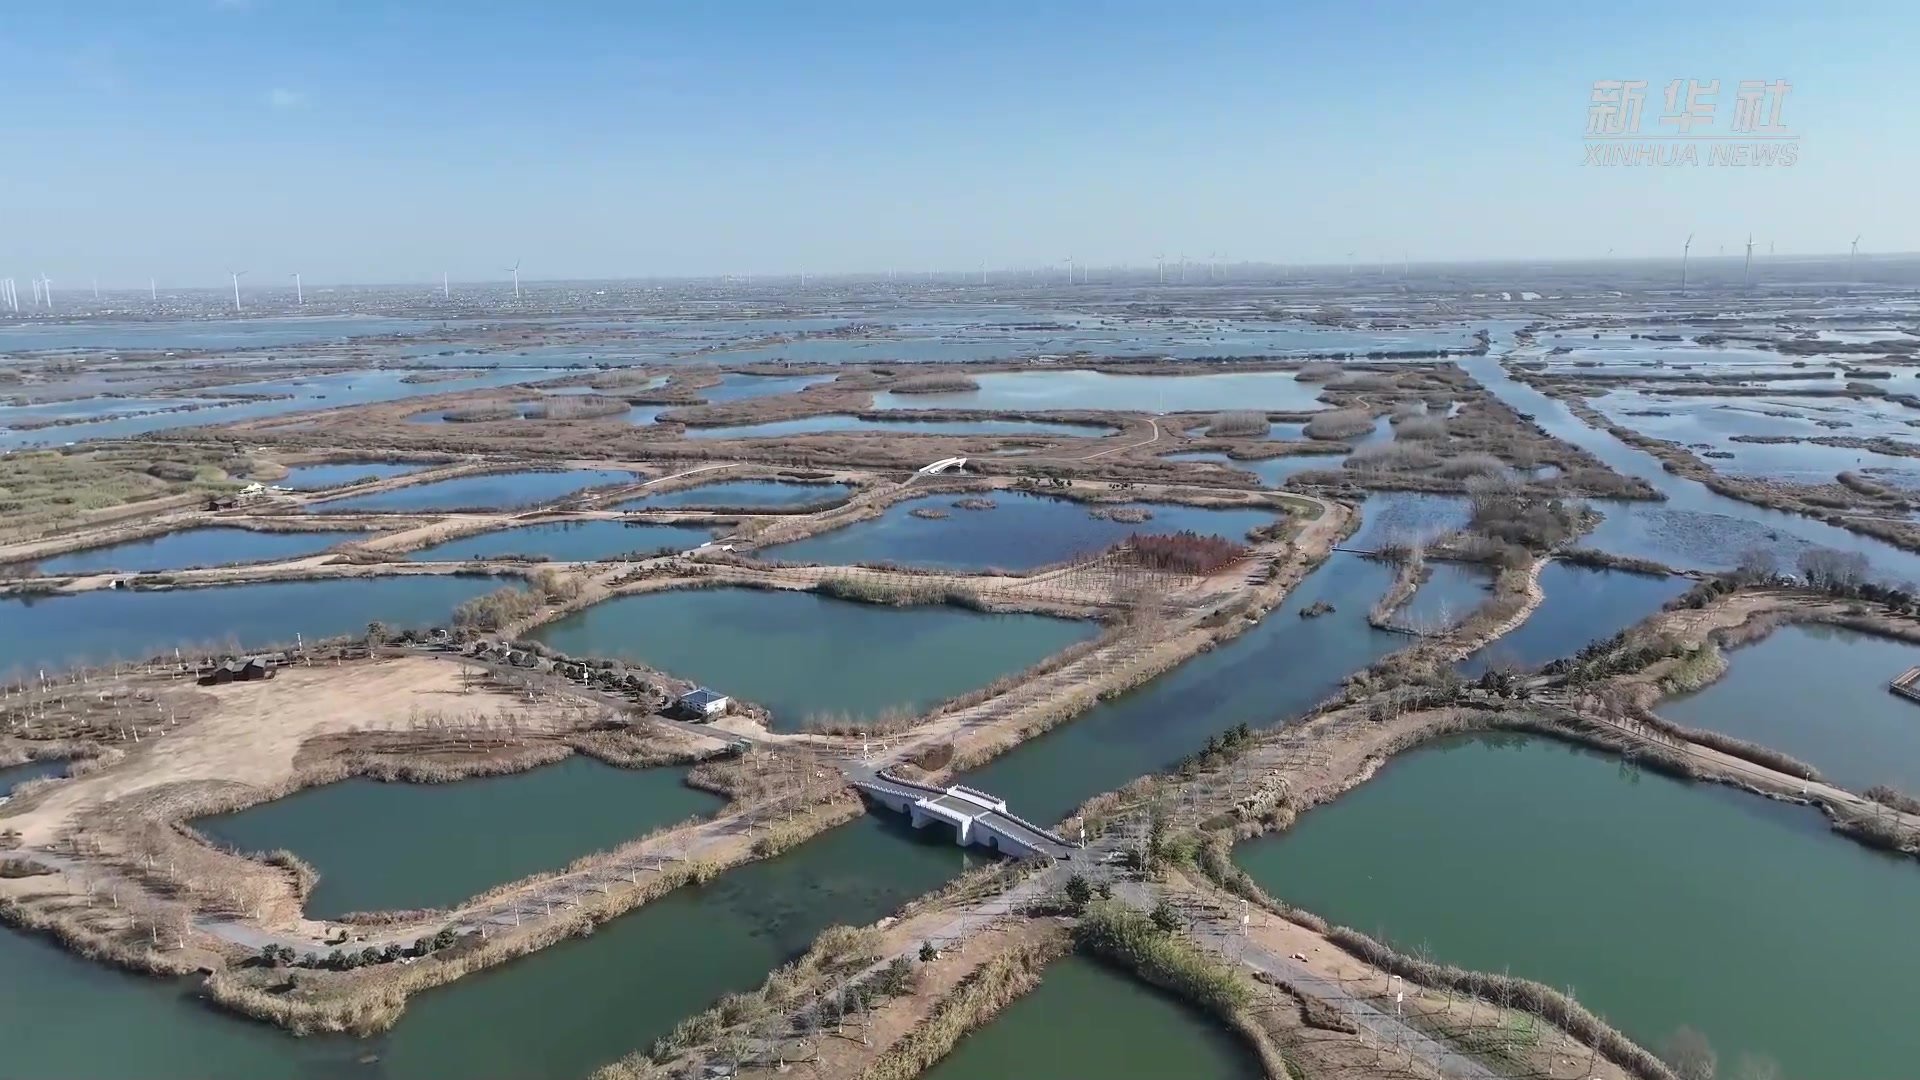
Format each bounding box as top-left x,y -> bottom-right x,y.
916,456 -> 968,476
851,772 -> 1078,860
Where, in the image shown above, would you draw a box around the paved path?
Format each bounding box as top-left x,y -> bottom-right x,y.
1072,417 -> 1160,461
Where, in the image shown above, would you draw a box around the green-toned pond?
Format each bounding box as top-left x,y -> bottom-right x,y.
1236,734 -> 1920,1079
528,588 -> 1096,728
196,759 -> 722,917
924,954 -> 1260,1079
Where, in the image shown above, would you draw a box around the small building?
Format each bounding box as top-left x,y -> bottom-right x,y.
197,657 -> 276,686
675,687 -> 730,720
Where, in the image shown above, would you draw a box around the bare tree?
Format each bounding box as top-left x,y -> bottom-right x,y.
1732,547 -> 1778,584
1796,547 -> 1869,590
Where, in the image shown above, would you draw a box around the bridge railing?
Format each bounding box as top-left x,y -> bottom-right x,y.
987,808 -> 1077,849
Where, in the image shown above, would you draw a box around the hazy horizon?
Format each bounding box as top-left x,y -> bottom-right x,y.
5,0 -> 1915,287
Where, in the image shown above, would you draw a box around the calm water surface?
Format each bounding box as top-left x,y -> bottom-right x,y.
680,415 -> 1114,439
1464,353 -> 1920,580
30,526 -> 374,574
1661,622 -> 1920,792
0,756 -> 66,795
1238,734 -> 1920,1079
964,551 -> 1404,822
0,575 -> 502,674
617,480 -> 852,510
0,814 -> 970,1079
405,520 -> 720,561
766,491 -> 1276,571
278,461 -> 434,490
317,470 -> 636,512
198,759 -> 722,917
1462,563 -> 1688,674
871,369 -> 1331,412
529,588 -> 1096,728
925,954 -> 1260,1080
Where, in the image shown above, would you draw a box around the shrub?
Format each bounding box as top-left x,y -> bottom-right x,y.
1394,415 -> 1448,440
1202,411 -> 1269,438
888,374 -> 979,394
1346,443 -> 1439,472
1432,452 -> 1510,480
525,396 -> 628,421
452,585 -> 543,631
1073,901 -> 1248,1016
1327,371 -> 1395,391
1303,408 -> 1373,440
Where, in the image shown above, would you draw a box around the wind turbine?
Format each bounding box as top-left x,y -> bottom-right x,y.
149,278 -> 157,302
1742,235 -> 1755,290
1679,234 -> 1694,295
442,272 -> 450,299
1062,255 -> 1075,285
1849,235 -> 1862,285
92,278 -> 99,300
292,272 -> 303,306
229,270 -> 247,313
1155,252 -> 1166,285
40,275 -> 52,310
505,260 -> 521,300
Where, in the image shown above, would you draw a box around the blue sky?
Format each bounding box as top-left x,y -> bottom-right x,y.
0,1 -> 1911,286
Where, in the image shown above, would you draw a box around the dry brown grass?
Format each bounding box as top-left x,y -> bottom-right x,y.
1303,409 -> 1374,440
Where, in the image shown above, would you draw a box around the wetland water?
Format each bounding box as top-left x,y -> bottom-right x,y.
870,370 -> 1331,412
1392,560 -> 1493,632
616,479 -> 852,510
198,759 -> 721,917
0,813 -> 969,1080
1461,563 -> 1689,674
1463,353 -> 1920,581
694,372 -> 835,402
1660,622 -> 1920,792
527,588 -> 1096,728
0,575 -> 503,674
1237,734 -> 1920,1079
0,513 -> 1435,1078
0,368 -> 564,451
765,491 -> 1277,571
28,526 -> 375,575
404,520 -> 720,561
679,415 -> 1115,439
278,461 -> 433,490
924,954 -> 1260,1080
1163,449 -> 1347,486
315,469 -> 636,512
963,551 -> 1405,823
0,756 -> 66,795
